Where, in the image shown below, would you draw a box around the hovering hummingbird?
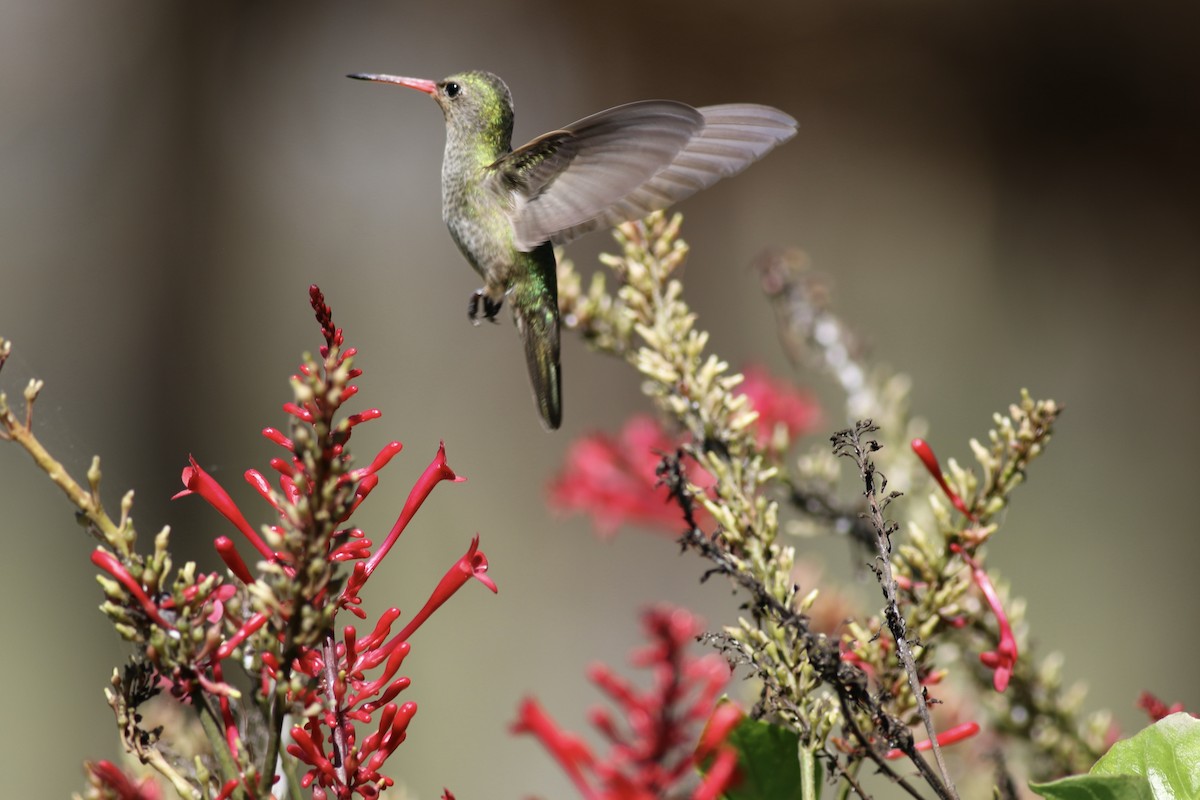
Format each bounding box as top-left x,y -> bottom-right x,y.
348,70 -> 797,430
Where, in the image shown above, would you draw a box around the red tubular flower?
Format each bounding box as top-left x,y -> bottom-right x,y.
215,611 -> 269,661
243,469 -> 283,513
699,703 -> 740,738
261,426 -> 293,450
884,721 -> 980,760
346,440 -> 404,484
360,701 -> 418,770
268,456 -> 296,478
209,661 -> 243,756
213,536 -> 254,584
911,438 -> 977,521
287,725 -> 335,783
174,456 -> 275,559
371,535 -> 497,662
694,746 -> 739,800
358,442 -> 464,582
357,608 -> 402,653
330,529 -> 372,562
282,401 -> 315,424
511,698 -> 599,800
355,641 -> 412,696
951,544 -> 1017,692
212,779 -> 241,800
346,474 -> 380,517
84,761 -> 163,800
345,407 -> 382,428
91,549 -> 176,630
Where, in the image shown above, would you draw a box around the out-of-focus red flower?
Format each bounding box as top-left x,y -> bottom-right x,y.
83,761 -> 163,800
549,366 -> 817,536
736,364 -> 820,450
883,721 -> 980,760
548,415 -> 713,536
1137,691 -> 1194,721
512,605 -> 739,800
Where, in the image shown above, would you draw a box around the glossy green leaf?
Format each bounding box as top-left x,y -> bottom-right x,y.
1029,774 -> 1153,800
720,717 -> 809,800
1031,713 -> 1200,800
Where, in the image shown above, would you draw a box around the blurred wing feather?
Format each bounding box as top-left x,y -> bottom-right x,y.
498,102 -> 797,251
493,101 -> 703,250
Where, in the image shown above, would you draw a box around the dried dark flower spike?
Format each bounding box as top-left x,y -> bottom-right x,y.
833,422 -> 960,800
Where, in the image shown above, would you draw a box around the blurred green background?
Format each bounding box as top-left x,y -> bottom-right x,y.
2,1 -> 1197,797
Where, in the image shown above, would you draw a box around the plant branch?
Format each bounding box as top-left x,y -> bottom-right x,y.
832,421 -> 957,800
0,346 -> 128,551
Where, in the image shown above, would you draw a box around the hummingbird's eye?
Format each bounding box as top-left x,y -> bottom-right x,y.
444,82 -> 461,99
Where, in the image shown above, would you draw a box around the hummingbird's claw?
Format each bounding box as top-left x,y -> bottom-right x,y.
468,289 -> 504,325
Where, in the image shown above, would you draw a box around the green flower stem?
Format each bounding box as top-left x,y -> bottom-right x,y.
798,745 -> 820,800
194,689 -> 244,798
1,384 -> 128,553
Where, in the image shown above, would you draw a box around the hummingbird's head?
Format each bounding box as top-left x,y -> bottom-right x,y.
348,70 -> 514,149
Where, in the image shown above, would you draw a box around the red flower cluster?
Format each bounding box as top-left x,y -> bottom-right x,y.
93,286 -> 494,798
549,366 -> 817,536
285,527 -> 495,799
548,414 -> 711,536
512,606 -> 741,800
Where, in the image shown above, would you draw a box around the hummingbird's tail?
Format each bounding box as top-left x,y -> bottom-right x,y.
512,289 -> 562,430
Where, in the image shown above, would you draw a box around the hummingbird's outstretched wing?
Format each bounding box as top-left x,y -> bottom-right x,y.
495,100 -> 797,252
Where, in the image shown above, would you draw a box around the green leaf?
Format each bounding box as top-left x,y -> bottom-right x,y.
1028,774 -> 1153,800
719,717 -> 809,800
1030,713 -> 1200,800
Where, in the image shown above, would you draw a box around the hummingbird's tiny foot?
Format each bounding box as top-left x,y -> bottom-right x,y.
467,289 -> 505,325
468,290 -> 483,325
484,294 -> 504,322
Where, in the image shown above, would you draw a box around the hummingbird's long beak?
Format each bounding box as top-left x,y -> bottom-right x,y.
347,73 -> 438,95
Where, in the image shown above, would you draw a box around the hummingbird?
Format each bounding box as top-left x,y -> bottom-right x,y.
348,70 -> 797,430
